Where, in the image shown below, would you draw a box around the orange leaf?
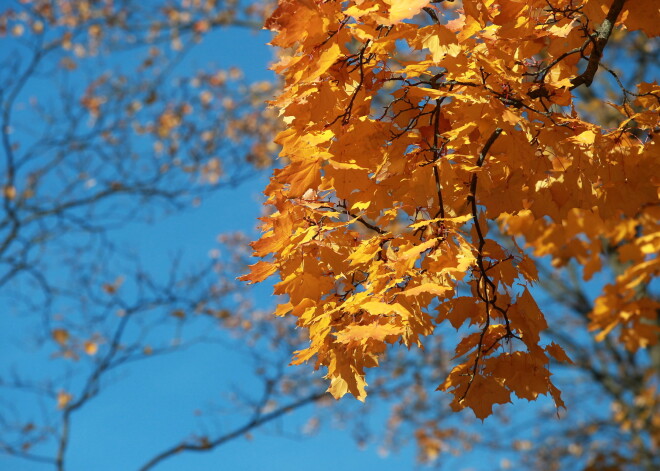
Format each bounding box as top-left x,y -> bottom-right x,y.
239,260 -> 278,284
57,391 -> 73,410
52,329 -> 69,346
386,0 -> 431,25
546,342 -> 573,364
83,341 -> 98,356
402,282 -> 452,298
334,322 -> 403,345
275,158 -> 321,198
455,375 -> 511,420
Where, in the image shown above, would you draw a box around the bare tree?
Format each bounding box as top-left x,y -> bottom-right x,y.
0,2 -> 328,470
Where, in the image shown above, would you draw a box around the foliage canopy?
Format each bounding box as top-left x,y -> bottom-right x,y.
1,1 -> 659,469
245,0 -> 660,422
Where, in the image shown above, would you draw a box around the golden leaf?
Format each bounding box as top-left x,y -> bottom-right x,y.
57,391 -> 73,410
385,0 -> 431,25
83,341 -> 98,356
239,261 -> 278,284
334,322 -> 403,345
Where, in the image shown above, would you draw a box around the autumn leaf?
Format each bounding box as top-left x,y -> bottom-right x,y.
83,341 -> 99,356
275,158 -> 321,198
546,342 -> 573,364
622,1 -> 660,37
385,0 -> 431,25
334,322 -> 403,345
253,0 -> 660,418
418,24 -> 461,60
401,282 -> 452,298
52,329 -> 70,346
239,260 -> 278,284
450,374 -> 511,420
57,391 -> 73,410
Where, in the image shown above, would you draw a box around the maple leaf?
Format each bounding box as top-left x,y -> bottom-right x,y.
622,0 -> 660,37
401,282 -> 452,298
361,301 -> 411,319
334,322 -> 403,345
57,391 -> 73,410
253,0 -> 660,423
385,0 -> 431,25
487,352 -> 552,402
327,372 -> 368,402
462,0 -> 492,27
417,25 -> 461,60
545,342 -> 573,364
450,374 -> 511,420
52,329 -> 70,346
239,260 -> 278,284
274,158 -> 322,198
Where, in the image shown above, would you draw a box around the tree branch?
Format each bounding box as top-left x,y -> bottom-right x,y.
570,0 -> 628,89
138,391 -> 327,471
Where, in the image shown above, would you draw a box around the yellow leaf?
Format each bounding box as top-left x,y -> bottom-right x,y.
408,214 -> 473,230
517,256 -> 538,282
420,24 -> 461,60
3,185 -> 16,200
361,301 -> 411,319
57,391 -> 73,410
83,341 -> 98,356
385,0 -> 430,25
401,282 -> 452,298
315,42 -> 342,77
328,376 -> 349,399
327,372 -> 368,402
350,201 -> 371,211
239,260 -> 278,284
399,238 -> 438,262
334,322 -> 403,344
502,108 -> 520,126
275,158 -> 321,197
568,130 -> 596,145
348,238 -> 382,265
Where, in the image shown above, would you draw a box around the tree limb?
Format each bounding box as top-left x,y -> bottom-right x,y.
138,391 -> 327,471
570,0 -> 628,89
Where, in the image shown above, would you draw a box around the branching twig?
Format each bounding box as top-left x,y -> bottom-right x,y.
138,391 -> 327,471
461,128 -> 503,401
570,0 -> 628,89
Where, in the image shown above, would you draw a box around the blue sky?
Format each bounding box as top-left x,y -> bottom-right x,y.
0,16 -> 429,471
